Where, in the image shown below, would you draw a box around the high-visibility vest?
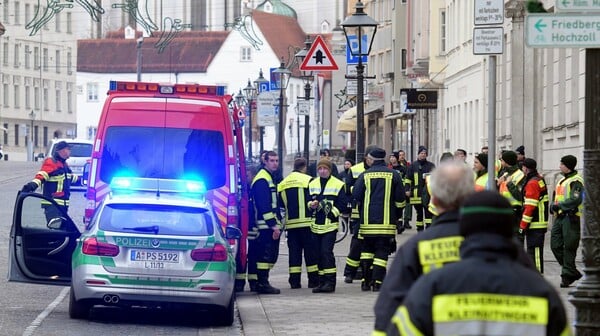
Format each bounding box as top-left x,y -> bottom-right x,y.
349,162 -> 366,219
499,169 -> 525,207
475,172 -> 488,191
252,169 -> 281,230
309,176 -> 345,234
554,173 -> 584,217
522,176 -> 549,229
278,171 -> 313,229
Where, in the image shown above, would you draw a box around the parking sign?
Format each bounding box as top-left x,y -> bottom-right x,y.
346,35 -> 369,64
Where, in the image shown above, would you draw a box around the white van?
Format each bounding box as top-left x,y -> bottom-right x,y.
47,138 -> 93,187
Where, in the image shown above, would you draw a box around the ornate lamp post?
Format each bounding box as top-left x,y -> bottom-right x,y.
254,69 -> 270,154
294,35 -> 314,164
272,59 -> 291,165
243,79 -> 257,162
341,0 -> 378,163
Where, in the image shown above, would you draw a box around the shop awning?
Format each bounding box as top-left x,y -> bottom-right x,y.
336,106 -> 356,132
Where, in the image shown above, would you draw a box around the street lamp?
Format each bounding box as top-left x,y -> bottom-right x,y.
28,110 -> 36,162
272,59 -> 291,165
243,78 -> 257,162
254,69 -> 270,154
294,35 -> 314,164
136,36 -> 144,82
341,0 -> 378,163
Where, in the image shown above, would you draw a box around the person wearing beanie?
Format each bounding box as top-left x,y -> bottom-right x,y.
308,148 -> 339,178
276,158 -> 319,290
473,153 -> 489,191
387,190 -> 570,336
406,145 -> 436,231
373,161 -> 475,334
343,144 -> 378,284
517,158 -> 549,273
516,145 -> 526,168
497,150 -> 526,234
551,154 -> 584,288
21,140 -> 77,225
308,154 -> 348,293
337,158 -> 354,185
352,147 -> 406,292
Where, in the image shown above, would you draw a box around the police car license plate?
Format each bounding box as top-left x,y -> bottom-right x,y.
130,250 -> 180,269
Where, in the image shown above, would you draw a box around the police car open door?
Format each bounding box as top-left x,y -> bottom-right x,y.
8,192 -> 80,286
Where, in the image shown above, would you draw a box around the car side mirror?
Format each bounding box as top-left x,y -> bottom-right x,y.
225,226 -> 242,240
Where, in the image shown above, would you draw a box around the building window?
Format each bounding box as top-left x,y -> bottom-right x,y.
14,2 -> 20,25
3,0 -> 9,23
34,86 -> 40,109
67,52 -> 72,74
43,48 -> 48,72
240,47 -> 252,62
14,85 -> 20,108
25,4 -> 31,24
2,42 -> 8,66
56,89 -> 61,112
321,20 -> 330,34
25,45 -> 31,69
43,126 -> 48,147
3,123 -> 8,145
34,46 -> 39,69
43,86 -> 49,111
25,85 -> 31,108
66,12 -> 72,33
55,50 -> 61,74
67,83 -> 73,113
3,83 -> 8,107
440,9 -> 446,54
87,83 -> 99,102
34,125 -> 39,147
55,11 -> 61,32
14,124 -> 19,146
13,44 -> 20,68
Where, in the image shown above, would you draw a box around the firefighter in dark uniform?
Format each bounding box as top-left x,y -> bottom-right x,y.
353,148 -> 405,292
518,158 -> 549,273
497,150 -> 526,235
388,151 -> 409,234
372,161 -> 475,334
388,191 -> 570,336
551,154 -> 584,288
21,141 -> 78,223
406,146 -> 435,231
277,158 -> 319,289
308,159 -> 347,293
250,151 -> 282,294
343,145 -> 377,283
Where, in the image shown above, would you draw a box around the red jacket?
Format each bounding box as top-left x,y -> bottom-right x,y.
520,172 -> 549,230
32,156 -> 78,207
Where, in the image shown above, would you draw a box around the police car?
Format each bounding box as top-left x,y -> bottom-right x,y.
8,177 -> 241,326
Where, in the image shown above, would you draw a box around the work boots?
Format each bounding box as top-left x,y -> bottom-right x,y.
312,275 -> 335,293
256,270 -> 280,294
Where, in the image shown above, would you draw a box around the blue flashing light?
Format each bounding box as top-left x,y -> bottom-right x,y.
109,81 -> 117,90
185,180 -> 206,194
111,177 -> 133,189
216,86 -> 225,96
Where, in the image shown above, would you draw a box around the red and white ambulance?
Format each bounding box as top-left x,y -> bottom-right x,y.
84,81 -> 250,265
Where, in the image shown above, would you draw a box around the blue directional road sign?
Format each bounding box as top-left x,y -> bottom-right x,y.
346,34 -> 369,64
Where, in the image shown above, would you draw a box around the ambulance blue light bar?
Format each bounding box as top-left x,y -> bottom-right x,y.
109,81 -> 225,96
110,177 -> 207,195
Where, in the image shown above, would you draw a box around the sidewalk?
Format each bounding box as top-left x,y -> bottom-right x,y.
236,222 -> 580,335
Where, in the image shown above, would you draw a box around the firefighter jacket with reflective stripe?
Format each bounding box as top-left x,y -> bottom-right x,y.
499,166 -> 525,208
388,233 -> 571,336
353,161 -> 406,237
308,176 -> 347,234
554,171 -> 584,217
251,168 -> 281,230
372,211 -> 463,333
277,171 -> 313,229
33,156 -> 77,207
406,159 -> 435,205
475,171 -> 489,192
346,162 -> 368,219
520,172 -> 549,230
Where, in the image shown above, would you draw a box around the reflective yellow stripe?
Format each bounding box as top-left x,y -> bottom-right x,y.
289,266 -> 302,273
433,293 -> 549,324
322,267 -> 336,275
391,306 -> 425,336
373,257 -> 387,268
555,174 -> 584,216
346,257 -> 360,267
418,236 -> 463,274
306,264 -> 318,272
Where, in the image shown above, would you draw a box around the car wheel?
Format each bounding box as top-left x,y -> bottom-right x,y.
213,293 -> 235,326
68,288 -> 92,320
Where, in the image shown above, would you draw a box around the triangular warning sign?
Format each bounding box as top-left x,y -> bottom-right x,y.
300,35 -> 339,71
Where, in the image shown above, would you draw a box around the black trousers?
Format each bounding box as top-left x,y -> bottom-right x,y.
315,230 -> 337,285
361,236 -> 392,285
287,227 -> 318,285
344,220 -> 363,277
523,228 -> 547,273
255,229 -> 280,284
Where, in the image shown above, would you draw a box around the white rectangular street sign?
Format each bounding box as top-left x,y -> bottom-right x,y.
526,13 -> 600,48
256,91 -> 276,126
346,64 -> 368,96
474,0 -> 504,26
473,27 -> 504,54
297,100 -> 310,116
556,0 -> 600,12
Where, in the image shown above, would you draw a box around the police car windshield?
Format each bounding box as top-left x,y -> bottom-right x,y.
99,126 -> 226,190
99,203 -> 214,236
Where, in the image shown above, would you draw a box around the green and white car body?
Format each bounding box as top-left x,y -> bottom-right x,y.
9,178 -> 241,325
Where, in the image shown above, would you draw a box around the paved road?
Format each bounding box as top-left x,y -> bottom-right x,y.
0,161 -> 581,335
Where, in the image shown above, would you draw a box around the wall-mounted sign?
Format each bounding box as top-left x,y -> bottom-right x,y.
400,88 -> 438,109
